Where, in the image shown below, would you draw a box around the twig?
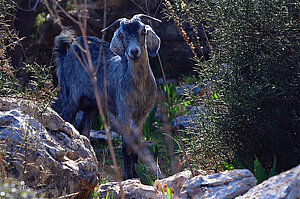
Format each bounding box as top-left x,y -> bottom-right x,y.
154,0 -> 163,17
21,130 -> 29,182
131,0 -> 147,14
18,0 -> 40,12
57,192 -> 80,199
55,1 -> 80,25
0,153 -> 6,182
157,54 -> 195,177
76,2 -> 125,198
72,37 -> 125,199
44,0 -> 63,29
145,0 -> 149,15
45,1 -> 125,198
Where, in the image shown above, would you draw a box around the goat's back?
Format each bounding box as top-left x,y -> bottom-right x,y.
55,36 -> 119,110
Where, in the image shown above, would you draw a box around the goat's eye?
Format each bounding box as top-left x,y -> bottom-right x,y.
141,29 -> 147,35
119,33 -> 123,39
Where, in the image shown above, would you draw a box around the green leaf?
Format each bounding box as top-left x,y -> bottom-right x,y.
135,163 -> 153,185
167,186 -> 172,199
170,84 -> 176,102
268,156 -> 277,178
231,158 -> 245,169
254,157 -> 268,184
224,161 -> 235,171
184,101 -> 191,106
143,105 -> 157,140
245,156 -> 254,173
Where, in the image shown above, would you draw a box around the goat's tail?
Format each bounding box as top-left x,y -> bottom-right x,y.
54,29 -> 75,65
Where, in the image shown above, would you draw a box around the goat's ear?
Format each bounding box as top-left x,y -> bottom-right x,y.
146,25 -> 160,57
110,30 -> 124,56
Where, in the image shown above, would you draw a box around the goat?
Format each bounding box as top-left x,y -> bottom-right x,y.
54,14 -> 161,179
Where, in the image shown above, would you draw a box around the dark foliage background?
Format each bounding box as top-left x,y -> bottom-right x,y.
165,0 -> 300,172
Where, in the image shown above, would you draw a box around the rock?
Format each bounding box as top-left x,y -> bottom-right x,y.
156,78 -> 176,87
173,106 -> 206,130
176,84 -> 203,99
0,97 -> 98,198
154,170 -> 214,198
97,179 -> 164,199
237,164 -> 300,199
97,169 -> 256,199
0,97 -> 76,137
174,115 -> 197,130
182,169 -> 256,199
90,129 -> 120,140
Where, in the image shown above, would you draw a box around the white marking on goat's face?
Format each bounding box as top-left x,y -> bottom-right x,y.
119,20 -> 147,60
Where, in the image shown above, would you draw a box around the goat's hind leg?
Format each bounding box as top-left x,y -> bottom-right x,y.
78,97 -> 99,139
61,98 -> 78,124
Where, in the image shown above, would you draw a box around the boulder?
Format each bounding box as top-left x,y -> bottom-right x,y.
182,169 -> 256,199
154,170 -> 214,198
176,84 -> 203,99
97,179 -> 164,199
173,106 -> 205,130
0,97 -> 98,198
237,164 -> 300,199
90,129 -> 120,141
97,169 -> 256,199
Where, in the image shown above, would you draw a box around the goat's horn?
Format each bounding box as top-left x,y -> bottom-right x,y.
133,14 -> 162,23
101,18 -> 126,32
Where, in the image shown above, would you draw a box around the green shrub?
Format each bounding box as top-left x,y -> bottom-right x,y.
165,0 -> 300,172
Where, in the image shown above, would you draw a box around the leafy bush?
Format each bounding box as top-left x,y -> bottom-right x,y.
165,0 -> 300,172
1,0 -> 56,103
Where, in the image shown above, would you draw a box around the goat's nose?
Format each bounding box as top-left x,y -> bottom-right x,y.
130,49 -> 139,58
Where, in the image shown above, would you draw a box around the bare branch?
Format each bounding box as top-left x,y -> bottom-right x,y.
72,1 -> 125,197
157,54 -> 195,177
154,0 -> 163,17
55,0 -> 80,25
131,0 -> 147,14
0,153 -> 6,182
18,0 -> 40,12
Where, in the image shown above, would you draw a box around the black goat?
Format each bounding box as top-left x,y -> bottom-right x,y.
54,14 -> 161,179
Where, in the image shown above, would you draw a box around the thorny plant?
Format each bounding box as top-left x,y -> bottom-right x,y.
164,0 -> 300,171
163,0 -> 229,170
0,0 -> 57,189
0,0 -> 57,103
161,0 -> 218,175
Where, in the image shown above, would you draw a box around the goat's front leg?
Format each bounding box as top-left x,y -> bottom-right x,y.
114,116 -> 138,179
122,119 -> 146,180
122,138 -> 139,180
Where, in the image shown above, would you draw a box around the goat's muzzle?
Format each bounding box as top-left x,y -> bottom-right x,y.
128,48 -> 141,60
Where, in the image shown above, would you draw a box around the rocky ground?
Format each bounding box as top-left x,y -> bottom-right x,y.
1,97 -> 299,198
